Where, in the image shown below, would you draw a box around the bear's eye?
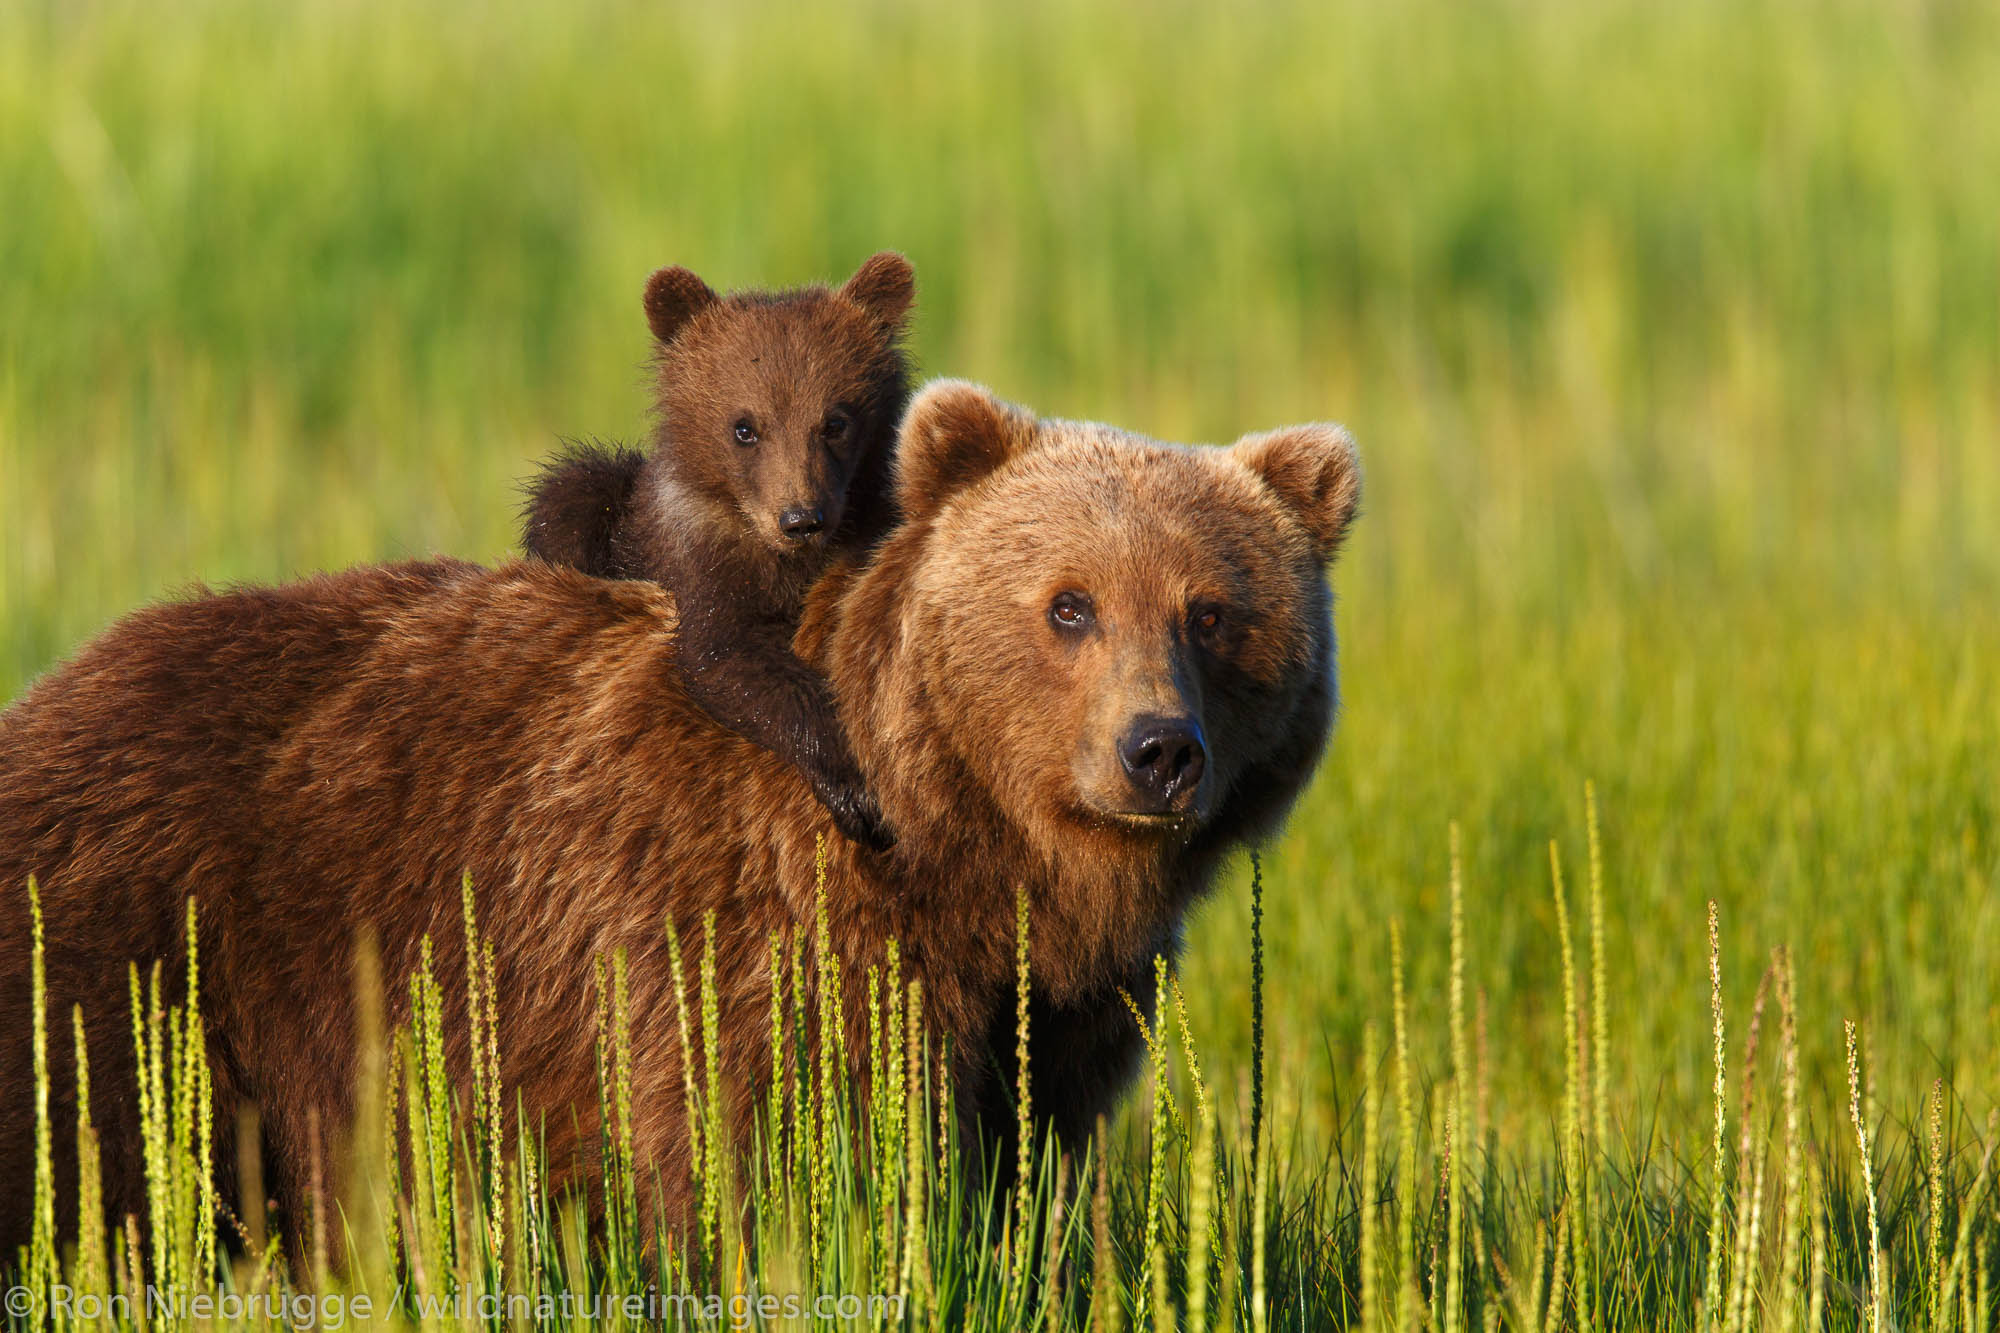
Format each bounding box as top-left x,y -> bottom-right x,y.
1048,592 -> 1095,633
733,418 -> 759,446
821,410 -> 851,442
1192,605 -> 1225,637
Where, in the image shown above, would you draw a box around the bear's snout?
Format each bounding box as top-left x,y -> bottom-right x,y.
779,505 -> 827,540
1117,713 -> 1207,812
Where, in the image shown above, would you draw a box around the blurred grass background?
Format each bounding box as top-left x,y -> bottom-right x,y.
1,0 -> 1995,1142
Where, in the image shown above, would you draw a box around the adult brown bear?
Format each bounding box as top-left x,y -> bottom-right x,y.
0,380 -> 1360,1248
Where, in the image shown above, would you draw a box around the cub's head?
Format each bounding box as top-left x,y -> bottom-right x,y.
862,380 -> 1361,862
643,253 -> 915,555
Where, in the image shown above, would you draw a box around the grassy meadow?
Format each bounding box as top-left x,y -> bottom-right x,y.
3,0 -> 1998,1326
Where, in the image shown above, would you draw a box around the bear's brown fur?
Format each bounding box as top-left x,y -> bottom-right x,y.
522,254 -> 915,850
0,380 -> 1359,1252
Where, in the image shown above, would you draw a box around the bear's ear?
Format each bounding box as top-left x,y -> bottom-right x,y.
839,251 -> 916,332
1230,423 -> 1362,560
643,266 -> 720,346
895,379 -> 1033,520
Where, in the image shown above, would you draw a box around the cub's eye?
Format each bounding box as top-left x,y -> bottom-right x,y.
821,411 -> 852,442
1048,591 -> 1094,633
732,418 -> 759,446
1192,605 -> 1224,636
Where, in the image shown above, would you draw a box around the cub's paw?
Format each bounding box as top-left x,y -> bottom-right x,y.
819,780 -> 897,853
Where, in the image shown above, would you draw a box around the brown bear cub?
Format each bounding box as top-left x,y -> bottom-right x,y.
523,253 -> 915,850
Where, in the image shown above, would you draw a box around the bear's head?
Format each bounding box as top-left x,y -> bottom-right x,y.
642,253 -> 914,555
815,380 -> 1360,989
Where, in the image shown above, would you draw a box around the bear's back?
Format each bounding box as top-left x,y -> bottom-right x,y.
0,560 -> 488,916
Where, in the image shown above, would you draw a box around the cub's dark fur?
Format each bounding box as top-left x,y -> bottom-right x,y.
520,441 -> 647,579
522,254 -> 915,849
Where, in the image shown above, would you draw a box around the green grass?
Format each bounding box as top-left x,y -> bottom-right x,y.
4,0 -> 1999,1325
10,855 -> 1999,1330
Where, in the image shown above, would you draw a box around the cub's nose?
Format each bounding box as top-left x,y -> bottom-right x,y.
779,506 -> 826,540
1118,715 -> 1207,811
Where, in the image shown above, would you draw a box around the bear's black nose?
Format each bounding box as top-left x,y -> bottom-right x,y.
780,506 -> 826,540
1118,715 -> 1207,810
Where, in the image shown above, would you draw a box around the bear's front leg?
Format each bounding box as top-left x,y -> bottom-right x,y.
975,964 -> 1153,1195
674,609 -> 894,852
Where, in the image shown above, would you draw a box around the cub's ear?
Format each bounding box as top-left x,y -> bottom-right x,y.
839,251 -> 916,332
1230,423 -> 1362,560
895,379 -> 1034,520
642,266 -> 720,346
